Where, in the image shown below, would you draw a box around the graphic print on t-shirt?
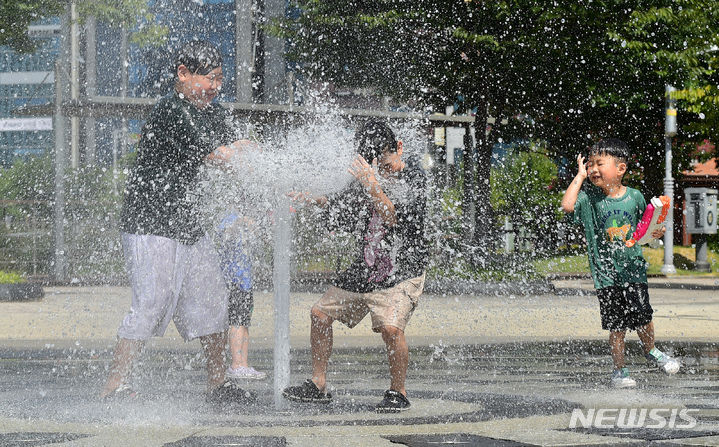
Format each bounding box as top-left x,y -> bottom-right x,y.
599,210 -> 634,243
363,209 -> 394,283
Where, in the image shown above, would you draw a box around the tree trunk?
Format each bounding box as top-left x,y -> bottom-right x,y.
461,123 -> 475,247
472,104 -> 495,257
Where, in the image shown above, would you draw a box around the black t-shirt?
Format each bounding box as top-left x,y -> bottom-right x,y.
120,91 -> 237,244
325,156 -> 429,293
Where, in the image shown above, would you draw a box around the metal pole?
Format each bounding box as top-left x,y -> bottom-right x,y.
70,1 -> 80,168
120,27 -> 129,158
263,0 -> 287,104
273,196 -> 291,409
661,85 -> 677,274
461,122 -> 475,245
694,234 -> 711,272
234,0 -> 254,103
53,58 -> 67,282
84,16 -> 97,164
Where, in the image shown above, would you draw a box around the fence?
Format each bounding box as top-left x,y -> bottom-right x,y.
5,94 -> 579,283
0,200 -> 52,279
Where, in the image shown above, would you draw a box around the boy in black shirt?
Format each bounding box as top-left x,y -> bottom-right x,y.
101,40 -> 255,403
283,120 -> 428,413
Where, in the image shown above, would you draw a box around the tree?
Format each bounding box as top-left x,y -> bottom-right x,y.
276,0 -> 719,244
613,4 -> 719,149
0,0 -> 167,53
0,1 -> 65,53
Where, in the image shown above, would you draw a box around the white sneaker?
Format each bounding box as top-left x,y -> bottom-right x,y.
647,350 -> 680,374
226,366 -> 267,380
611,368 -> 637,388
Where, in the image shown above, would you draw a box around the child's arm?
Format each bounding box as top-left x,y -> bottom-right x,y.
561,154 -> 588,213
348,154 -> 397,226
287,191 -> 328,207
206,139 -> 259,164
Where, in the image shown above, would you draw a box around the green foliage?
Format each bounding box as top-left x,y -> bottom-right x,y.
609,0 -> 719,149
0,155 -> 128,280
0,0 -> 167,54
0,0 -> 64,53
490,146 -> 562,255
0,156 -> 53,225
279,0 -> 719,196
0,156 -> 54,202
709,233 -> 719,253
0,270 -> 26,284
76,0 -> 168,48
0,157 -> 55,276
490,146 -> 561,224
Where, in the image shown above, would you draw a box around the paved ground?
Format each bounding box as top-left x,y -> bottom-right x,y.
1,278 -> 718,446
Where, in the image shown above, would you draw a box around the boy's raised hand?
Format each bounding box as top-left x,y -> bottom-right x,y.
576,154 -> 588,179
561,153 -> 588,213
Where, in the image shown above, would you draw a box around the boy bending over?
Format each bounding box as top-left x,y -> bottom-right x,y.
284,120 -> 428,412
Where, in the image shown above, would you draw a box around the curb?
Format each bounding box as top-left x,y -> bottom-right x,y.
285,277 -> 556,295
0,283 -> 44,302
646,281 -> 719,290
423,278 -> 555,295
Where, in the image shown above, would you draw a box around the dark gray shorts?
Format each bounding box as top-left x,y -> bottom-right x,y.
597,283 -> 653,332
228,285 -> 253,327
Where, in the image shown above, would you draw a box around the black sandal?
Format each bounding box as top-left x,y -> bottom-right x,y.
206,380 -> 257,404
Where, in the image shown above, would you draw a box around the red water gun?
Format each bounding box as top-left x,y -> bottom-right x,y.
625,196 -> 670,247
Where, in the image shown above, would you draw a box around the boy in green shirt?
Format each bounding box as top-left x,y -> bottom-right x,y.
561,138 -> 680,388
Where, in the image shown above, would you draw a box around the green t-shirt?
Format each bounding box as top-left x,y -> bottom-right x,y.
120,91 -> 237,244
569,186 -> 648,289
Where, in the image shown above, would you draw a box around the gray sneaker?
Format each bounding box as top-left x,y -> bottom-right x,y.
226,366 -> 267,380
611,367 -> 636,388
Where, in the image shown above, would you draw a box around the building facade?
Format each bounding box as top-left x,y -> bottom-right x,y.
0,0 -> 287,167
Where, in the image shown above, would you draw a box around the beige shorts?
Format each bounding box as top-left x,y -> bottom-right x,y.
313,273 -> 425,332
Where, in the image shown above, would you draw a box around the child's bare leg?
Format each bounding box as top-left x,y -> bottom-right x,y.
200,331 -> 227,391
310,307 -> 334,392
637,321 -> 655,354
100,338 -> 144,398
228,325 -> 250,369
609,330 -> 627,370
380,325 -> 409,396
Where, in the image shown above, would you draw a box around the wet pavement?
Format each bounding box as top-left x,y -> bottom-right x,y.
1,279 -> 718,446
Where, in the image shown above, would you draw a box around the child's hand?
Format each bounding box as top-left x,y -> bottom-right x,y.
287,191 -> 327,207
230,139 -> 260,152
576,154 -> 588,179
348,155 -> 379,192
651,225 -> 666,240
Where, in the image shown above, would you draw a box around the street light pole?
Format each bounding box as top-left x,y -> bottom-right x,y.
661,85 -> 677,275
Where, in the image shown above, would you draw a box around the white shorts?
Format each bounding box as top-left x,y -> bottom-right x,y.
117,233 -> 229,341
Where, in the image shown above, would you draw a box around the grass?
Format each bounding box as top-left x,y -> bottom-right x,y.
0,270 -> 26,284
532,253 -> 589,276
643,245 -> 719,276
532,246 -> 719,277
297,245 -> 718,280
